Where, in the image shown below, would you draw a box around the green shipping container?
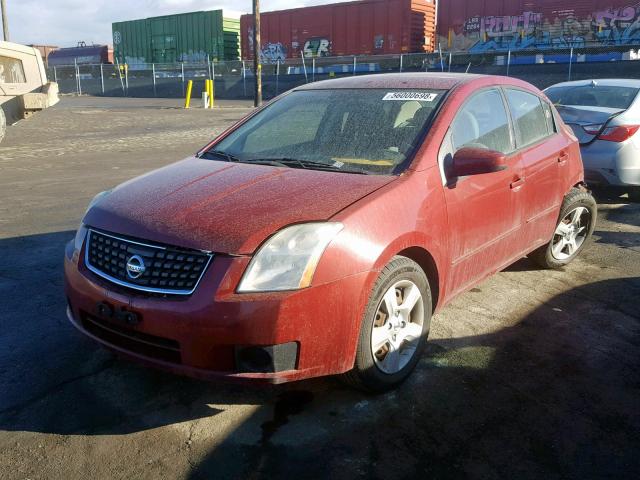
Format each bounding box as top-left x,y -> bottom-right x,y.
112,10 -> 240,65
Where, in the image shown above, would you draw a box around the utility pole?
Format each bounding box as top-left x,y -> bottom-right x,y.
253,0 -> 262,107
1,0 -> 9,42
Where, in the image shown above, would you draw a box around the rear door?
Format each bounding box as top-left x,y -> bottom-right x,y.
439,88 -> 525,296
504,88 -> 567,248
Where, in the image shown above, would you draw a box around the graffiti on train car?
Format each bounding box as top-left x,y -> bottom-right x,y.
443,5 -> 640,53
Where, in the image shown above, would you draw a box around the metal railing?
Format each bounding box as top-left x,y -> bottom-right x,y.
47,45 -> 640,101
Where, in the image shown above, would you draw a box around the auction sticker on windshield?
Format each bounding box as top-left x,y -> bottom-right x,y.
383,92 -> 439,102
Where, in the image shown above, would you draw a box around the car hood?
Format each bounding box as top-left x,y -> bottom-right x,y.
84,157 -> 395,255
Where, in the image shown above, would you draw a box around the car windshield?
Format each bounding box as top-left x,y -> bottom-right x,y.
208,88 -> 447,175
545,85 -> 639,110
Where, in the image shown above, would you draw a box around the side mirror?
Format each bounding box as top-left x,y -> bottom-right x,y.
450,147 -> 508,177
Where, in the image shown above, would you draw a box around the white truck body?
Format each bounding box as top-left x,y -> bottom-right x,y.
0,41 -> 59,141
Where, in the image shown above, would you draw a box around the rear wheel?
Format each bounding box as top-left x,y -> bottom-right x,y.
343,256 -> 431,392
529,187 -> 597,269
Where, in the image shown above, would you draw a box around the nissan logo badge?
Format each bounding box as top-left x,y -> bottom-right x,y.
126,255 -> 146,279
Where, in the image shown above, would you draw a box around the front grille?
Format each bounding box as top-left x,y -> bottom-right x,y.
85,229 -> 212,295
81,313 -> 182,364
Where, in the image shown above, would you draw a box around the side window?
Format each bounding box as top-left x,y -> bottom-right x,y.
506,89 -> 550,147
542,101 -> 556,134
0,56 -> 26,84
450,89 -> 513,154
243,102 -> 327,153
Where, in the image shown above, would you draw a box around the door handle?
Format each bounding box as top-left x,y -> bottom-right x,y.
510,177 -> 525,190
558,152 -> 569,165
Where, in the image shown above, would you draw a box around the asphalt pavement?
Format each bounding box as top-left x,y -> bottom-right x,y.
0,97 -> 639,479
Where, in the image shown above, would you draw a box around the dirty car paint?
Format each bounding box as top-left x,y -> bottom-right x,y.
65,73 -> 585,384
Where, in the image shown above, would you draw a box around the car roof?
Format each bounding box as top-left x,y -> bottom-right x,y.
294,73 -> 499,91
546,78 -> 640,89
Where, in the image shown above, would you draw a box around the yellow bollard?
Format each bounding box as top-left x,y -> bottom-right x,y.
184,80 -> 193,109
206,79 -> 214,109
210,79 -> 215,109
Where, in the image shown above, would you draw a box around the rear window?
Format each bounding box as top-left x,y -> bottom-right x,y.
545,85 -> 639,110
0,56 -> 26,84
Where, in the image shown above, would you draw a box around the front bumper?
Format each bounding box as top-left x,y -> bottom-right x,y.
64,240 -> 370,384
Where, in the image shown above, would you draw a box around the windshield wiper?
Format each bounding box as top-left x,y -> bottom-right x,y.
249,157 -> 307,169
253,157 -> 370,174
240,159 -> 290,168
199,149 -> 241,163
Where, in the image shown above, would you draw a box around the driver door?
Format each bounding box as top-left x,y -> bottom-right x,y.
439,88 -> 525,297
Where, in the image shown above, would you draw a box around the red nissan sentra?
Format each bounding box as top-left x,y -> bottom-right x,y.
64,74 -> 596,391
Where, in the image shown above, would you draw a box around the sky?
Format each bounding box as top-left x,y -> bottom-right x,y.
9,0 -> 354,47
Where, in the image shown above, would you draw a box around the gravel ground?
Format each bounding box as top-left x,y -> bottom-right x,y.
0,97 -> 639,480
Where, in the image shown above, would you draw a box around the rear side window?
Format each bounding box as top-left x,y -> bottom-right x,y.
450,88 -> 513,154
0,56 -> 26,83
542,102 -> 556,134
506,89 -> 549,147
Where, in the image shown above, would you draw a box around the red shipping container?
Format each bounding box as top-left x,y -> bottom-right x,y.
241,0 -> 436,61
436,0 -> 640,53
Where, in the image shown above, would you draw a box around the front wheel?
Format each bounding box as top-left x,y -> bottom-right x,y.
343,256 -> 432,393
529,187 -> 597,269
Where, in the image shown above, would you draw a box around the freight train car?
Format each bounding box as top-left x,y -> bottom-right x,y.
113,10 -> 240,65
47,43 -> 113,66
437,0 -> 640,53
240,0 -> 436,62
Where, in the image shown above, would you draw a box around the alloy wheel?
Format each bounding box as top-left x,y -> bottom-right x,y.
551,206 -> 591,260
371,280 -> 425,374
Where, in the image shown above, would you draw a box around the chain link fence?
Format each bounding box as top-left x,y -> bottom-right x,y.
47,45 -> 640,101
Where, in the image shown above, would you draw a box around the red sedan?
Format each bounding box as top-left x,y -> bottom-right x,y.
64,74 -> 596,391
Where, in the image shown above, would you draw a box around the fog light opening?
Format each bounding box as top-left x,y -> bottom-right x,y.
235,342 -> 298,373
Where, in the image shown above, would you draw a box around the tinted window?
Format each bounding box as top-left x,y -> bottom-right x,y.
213,89 -> 446,175
545,85 -> 639,110
506,89 -> 549,147
0,56 -> 26,83
450,89 -> 513,154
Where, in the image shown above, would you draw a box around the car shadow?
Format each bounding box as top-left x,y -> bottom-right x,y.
502,256 -> 540,272
0,230 -> 302,435
593,230 -> 640,250
186,277 -> 640,480
597,204 -> 640,228
591,186 -> 638,206
1,232 -> 639,477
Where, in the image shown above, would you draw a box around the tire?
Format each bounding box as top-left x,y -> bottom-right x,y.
0,107 -> 6,145
343,256 -> 432,393
529,187 -> 597,269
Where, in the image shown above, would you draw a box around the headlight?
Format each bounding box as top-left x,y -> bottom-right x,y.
86,190 -> 112,213
73,190 -> 111,252
238,222 -> 343,292
74,224 -> 88,252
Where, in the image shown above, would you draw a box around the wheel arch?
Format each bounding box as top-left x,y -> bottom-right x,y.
396,246 -> 440,313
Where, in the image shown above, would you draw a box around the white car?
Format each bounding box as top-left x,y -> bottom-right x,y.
545,79 -> 640,201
